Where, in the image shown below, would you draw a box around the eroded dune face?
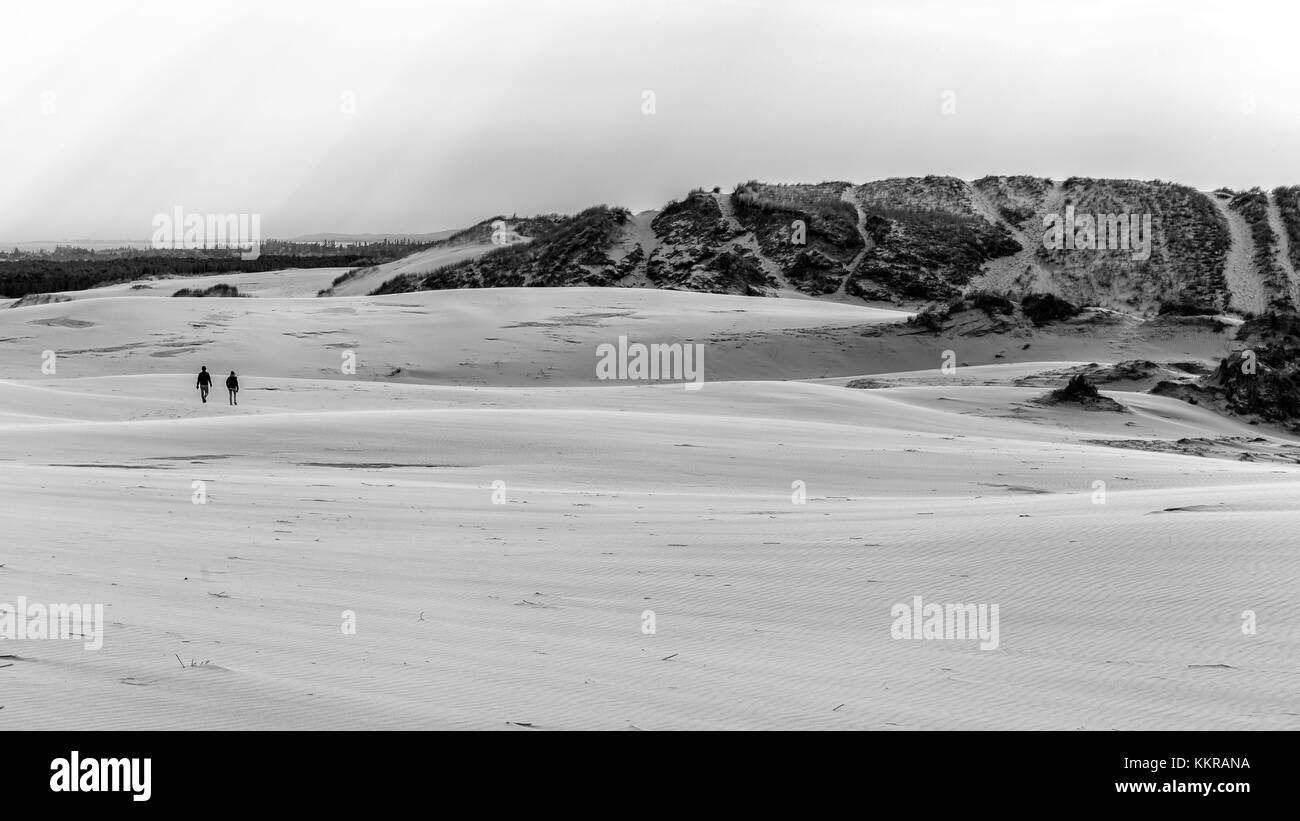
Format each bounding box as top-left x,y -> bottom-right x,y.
1,282 -> 1297,730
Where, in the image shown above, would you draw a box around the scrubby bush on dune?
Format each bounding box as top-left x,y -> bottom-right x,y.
785,250 -> 846,295
317,266 -> 373,296
967,289 -> 1014,316
645,194 -> 782,293
1038,374 -> 1127,411
370,273 -> 416,295
703,247 -> 770,296
9,292 -> 73,308
907,291 -> 1060,333
654,191 -> 736,246
1273,185 -> 1300,272
1156,299 -> 1217,316
1051,374 -> 1101,401
906,299 -> 961,333
1151,310 -> 1300,429
1210,350 -> 1300,421
1237,308 -> 1300,340
172,283 -> 243,297
647,244 -> 773,295
1020,292 -> 1080,325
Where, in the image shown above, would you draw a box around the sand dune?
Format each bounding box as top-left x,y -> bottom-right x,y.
1,280 -> 1297,730
327,242 -> 500,296
0,287 -> 908,383
30,267 -> 354,302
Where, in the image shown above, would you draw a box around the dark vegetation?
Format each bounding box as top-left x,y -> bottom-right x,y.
1041,178 -> 1230,314
172,283 -> 244,297
905,290 -> 1077,333
1272,186 -> 1300,273
0,240 -> 427,299
1020,292 -> 1081,325
906,300 -> 957,333
845,177 -> 1022,301
1037,374 -> 1127,411
1156,299 -> 1218,316
967,289 -> 1015,316
644,192 -> 774,294
316,266 -> 374,296
373,206 -> 631,294
731,181 -> 860,295
1151,311 -> 1300,429
1211,311 -> 1300,423
1050,374 -> 1101,401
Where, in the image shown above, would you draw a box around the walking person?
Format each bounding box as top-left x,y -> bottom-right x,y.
226,371 -> 240,405
196,366 -> 213,403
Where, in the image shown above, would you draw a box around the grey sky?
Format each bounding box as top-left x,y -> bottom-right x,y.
2,0 -> 1297,241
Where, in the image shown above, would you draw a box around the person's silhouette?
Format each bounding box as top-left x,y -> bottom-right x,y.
226,371 -> 239,405
196,366 -> 212,403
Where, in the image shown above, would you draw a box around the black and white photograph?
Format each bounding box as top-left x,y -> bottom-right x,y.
0,0 -> 1292,803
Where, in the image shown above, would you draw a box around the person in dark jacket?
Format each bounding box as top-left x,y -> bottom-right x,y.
196,366 -> 212,403
225,371 -> 239,405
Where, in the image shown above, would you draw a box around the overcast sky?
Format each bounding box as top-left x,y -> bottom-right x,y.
2,0 -> 1298,241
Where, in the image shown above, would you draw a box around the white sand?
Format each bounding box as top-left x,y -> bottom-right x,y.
34,267 -> 352,301
1,283 -> 1297,729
